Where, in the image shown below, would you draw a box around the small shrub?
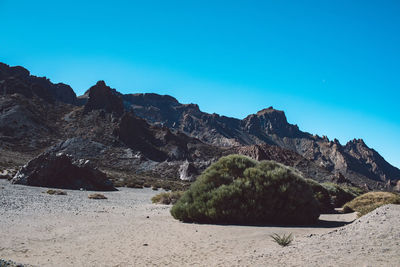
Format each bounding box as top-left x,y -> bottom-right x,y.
343,192 -> 400,216
152,191 -> 184,205
127,183 -> 144,189
305,179 -> 333,213
113,179 -> 125,187
342,186 -> 364,197
321,182 -> 362,207
171,155 -> 320,225
162,185 -> 172,191
271,233 -> 293,247
46,189 -> 67,195
88,193 -> 107,199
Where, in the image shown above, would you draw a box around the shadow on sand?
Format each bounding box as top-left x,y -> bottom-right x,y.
180,212 -> 358,229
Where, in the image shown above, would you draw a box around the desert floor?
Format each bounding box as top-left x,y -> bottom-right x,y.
0,179 -> 399,267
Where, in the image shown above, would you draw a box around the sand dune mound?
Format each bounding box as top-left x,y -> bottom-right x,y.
259,204 -> 400,266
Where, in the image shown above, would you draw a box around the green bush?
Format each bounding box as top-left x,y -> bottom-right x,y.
305,179 -> 333,213
321,182 -> 362,207
343,192 -> 400,216
170,155 -> 320,225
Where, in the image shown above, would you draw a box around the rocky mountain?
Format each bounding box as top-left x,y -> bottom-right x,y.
0,62 -> 399,190
123,93 -> 400,189
0,63 -> 77,105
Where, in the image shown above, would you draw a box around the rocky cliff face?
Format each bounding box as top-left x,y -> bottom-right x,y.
0,62 -> 398,190
123,92 -> 400,189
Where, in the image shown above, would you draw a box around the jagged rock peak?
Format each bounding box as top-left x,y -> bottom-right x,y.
84,80 -> 124,116
346,138 -> 367,147
254,107 -> 288,123
96,80 -> 106,87
256,106 -> 283,115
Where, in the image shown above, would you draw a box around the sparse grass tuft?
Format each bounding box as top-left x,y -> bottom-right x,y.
45,189 -> 67,195
151,191 -> 184,205
88,193 -> 107,199
270,233 -> 293,247
342,191 -> 400,216
127,183 -> 144,189
109,172 -> 190,192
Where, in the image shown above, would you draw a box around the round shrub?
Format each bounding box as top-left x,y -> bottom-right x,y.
343,191 -> 400,216
305,179 -> 333,213
170,155 -> 320,225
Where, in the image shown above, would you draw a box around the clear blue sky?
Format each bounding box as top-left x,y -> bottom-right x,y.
1,0 -> 399,168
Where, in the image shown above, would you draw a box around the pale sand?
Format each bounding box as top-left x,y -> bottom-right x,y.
0,179 -> 399,267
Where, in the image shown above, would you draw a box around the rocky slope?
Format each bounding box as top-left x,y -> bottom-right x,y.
123,93 -> 400,189
0,62 -> 399,190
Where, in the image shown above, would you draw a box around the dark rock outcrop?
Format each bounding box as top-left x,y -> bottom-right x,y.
12,152 -> 116,191
0,63 -> 77,104
83,81 -> 124,116
114,112 -> 169,161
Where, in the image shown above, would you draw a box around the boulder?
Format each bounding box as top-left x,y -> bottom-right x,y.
178,160 -> 198,181
12,152 -> 116,191
0,168 -> 17,180
394,180 -> 400,192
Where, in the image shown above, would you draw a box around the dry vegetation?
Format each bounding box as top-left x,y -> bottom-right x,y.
88,193 -> 107,199
45,189 -> 67,195
109,171 -> 190,192
343,191 -> 400,216
151,191 -> 184,205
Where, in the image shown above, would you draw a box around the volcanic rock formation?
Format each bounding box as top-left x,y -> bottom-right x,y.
122,92 -> 400,188
0,62 -> 399,190
12,152 -> 116,191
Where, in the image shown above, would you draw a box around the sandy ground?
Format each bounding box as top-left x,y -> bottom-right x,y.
0,179 -> 399,267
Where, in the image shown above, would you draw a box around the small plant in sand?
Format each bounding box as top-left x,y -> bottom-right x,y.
45,189 -> 67,195
270,233 -> 293,247
342,191 -> 400,216
151,191 -> 184,205
88,193 -> 107,199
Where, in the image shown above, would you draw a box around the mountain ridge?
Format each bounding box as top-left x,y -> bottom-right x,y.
0,62 -> 399,190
